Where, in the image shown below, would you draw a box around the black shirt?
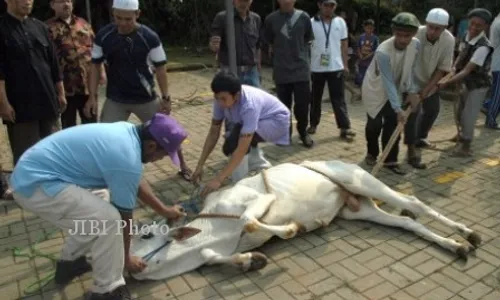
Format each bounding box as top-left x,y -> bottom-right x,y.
0,13 -> 62,123
210,9 -> 262,67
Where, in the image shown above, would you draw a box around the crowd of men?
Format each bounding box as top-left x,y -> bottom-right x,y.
0,0 -> 498,299
209,0 -> 497,175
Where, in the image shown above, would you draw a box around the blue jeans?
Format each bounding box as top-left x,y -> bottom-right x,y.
238,66 -> 260,87
224,66 -> 261,134
485,71 -> 499,127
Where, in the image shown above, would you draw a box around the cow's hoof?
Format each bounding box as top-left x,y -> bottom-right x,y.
456,245 -> 469,260
467,231 -> 482,249
284,222 -> 306,239
247,252 -> 268,272
400,209 -> 417,220
315,219 -> 328,228
244,221 -> 259,233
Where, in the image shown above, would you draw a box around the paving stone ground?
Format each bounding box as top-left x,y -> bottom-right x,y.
1,67 -> 500,300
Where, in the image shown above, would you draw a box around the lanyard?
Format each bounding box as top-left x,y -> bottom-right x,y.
321,18 -> 332,49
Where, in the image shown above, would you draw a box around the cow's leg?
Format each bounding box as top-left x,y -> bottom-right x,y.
393,194 -> 480,248
339,197 -> 474,258
200,248 -> 268,272
241,194 -> 306,239
343,171 -> 480,248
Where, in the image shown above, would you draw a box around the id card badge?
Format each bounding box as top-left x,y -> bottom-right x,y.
320,53 -> 330,67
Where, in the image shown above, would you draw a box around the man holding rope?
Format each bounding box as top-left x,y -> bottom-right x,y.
10,114 -> 186,300
192,71 -> 291,196
437,8 -> 493,157
404,8 -> 455,168
362,12 -> 421,175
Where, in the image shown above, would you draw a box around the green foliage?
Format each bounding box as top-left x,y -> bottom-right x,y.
4,0 -> 495,47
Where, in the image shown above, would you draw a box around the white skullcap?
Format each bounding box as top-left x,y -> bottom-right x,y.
426,8 -> 450,26
113,0 -> 139,10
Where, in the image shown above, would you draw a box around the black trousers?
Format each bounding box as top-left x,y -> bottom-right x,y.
222,123 -> 264,157
365,101 -> 400,164
61,94 -> 97,129
6,118 -> 59,165
275,81 -> 310,136
310,71 -> 351,129
418,92 -> 440,140
404,92 -> 441,145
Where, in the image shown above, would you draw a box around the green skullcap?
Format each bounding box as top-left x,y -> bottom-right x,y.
391,12 -> 420,29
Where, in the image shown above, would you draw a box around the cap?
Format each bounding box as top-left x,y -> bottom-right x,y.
320,0 -> 337,3
467,8 -> 493,24
426,8 -> 449,26
112,0 -> 139,11
392,12 -> 420,29
146,113 -> 188,167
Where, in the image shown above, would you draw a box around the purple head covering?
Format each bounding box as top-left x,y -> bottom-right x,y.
145,113 -> 187,167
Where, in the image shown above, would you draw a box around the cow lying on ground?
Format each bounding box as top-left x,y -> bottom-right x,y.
129,160 -> 481,281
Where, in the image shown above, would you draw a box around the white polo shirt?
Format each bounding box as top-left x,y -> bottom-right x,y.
413,26 -> 455,90
310,16 -> 347,73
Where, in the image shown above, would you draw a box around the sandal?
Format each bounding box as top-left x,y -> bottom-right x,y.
177,168 -> 193,182
407,157 -> 427,169
365,155 -> 377,166
416,139 -> 436,149
450,148 -> 472,157
384,164 -> 407,175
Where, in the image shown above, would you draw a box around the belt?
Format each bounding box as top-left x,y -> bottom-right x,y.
219,65 -> 255,73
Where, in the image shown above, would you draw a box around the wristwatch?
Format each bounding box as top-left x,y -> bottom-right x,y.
162,95 -> 171,102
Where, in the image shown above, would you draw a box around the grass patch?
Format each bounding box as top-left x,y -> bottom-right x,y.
165,46 -> 216,70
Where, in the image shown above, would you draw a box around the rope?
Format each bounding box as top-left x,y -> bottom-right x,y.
12,228 -> 60,295
14,170 -> 272,295
140,170 -> 273,261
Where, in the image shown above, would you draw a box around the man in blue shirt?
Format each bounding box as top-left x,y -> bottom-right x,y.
10,113 -> 186,300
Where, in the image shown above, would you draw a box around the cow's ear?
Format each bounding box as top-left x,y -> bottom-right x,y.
172,226 -> 201,241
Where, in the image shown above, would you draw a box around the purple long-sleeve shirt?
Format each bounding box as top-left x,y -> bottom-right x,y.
213,85 -> 291,145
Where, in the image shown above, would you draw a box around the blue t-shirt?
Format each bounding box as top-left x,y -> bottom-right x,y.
91,23 -> 168,104
10,122 -> 143,212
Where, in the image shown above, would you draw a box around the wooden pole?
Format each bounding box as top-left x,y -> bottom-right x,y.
370,72 -> 455,177
370,106 -> 412,176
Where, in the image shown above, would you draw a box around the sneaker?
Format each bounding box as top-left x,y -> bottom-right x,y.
54,256 -> 92,286
87,285 -> 131,300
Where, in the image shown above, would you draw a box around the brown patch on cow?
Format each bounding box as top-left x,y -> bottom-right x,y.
339,188 -> 361,212
244,221 -> 259,233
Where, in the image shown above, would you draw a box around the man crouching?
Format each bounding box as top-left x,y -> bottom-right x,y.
10,114 -> 186,300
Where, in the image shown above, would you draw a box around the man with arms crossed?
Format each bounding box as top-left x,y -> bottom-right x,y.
10,114 -> 186,300
404,8 -> 455,168
86,0 -> 193,181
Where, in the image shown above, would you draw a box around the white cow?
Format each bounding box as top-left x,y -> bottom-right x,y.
129,160 -> 481,281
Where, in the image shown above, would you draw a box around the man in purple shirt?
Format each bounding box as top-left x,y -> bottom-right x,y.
192,71 -> 290,196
